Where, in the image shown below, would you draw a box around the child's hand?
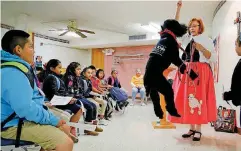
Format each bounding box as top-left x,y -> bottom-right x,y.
45,102 -> 54,109
69,98 -> 77,104
56,119 -> 66,128
107,85 -> 113,89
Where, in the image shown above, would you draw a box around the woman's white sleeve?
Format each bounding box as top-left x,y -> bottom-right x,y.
206,38 -> 217,62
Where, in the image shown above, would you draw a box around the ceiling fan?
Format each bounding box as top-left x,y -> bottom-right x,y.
48,20 -> 95,38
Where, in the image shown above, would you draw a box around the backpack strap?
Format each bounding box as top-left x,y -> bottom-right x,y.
1,61 -> 34,147
1,112 -> 16,129
1,61 -> 34,89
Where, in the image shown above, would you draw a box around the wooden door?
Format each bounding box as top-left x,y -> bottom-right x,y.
91,48 -> 104,69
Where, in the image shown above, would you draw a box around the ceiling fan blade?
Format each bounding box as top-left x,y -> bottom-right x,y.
75,30 -> 87,38
59,30 -> 69,36
78,29 -> 95,34
49,29 -> 67,31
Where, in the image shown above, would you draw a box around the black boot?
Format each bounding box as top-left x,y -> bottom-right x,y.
166,106 -> 181,117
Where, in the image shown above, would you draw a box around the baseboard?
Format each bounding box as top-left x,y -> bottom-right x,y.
128,96 -> 141,99
128,96 -> 151,101
238,128 -> 241,135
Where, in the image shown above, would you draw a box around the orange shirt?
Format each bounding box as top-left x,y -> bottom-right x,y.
131,75 -> 144,87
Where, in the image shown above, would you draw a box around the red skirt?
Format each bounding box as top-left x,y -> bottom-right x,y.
168,62 -> 217,124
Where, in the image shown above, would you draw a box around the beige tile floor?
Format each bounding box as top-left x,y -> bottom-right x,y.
74,102 -> 241,151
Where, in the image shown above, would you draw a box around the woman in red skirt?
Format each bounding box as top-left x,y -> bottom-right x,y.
168,1 -> 217,141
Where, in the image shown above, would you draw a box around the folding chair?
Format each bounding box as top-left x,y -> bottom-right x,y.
1,138 -> 38,151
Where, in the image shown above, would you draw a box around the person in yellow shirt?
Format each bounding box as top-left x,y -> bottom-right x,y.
131,69 -> 145,106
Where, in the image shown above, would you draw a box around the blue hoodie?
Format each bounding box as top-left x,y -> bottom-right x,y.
1,50 -> 60,128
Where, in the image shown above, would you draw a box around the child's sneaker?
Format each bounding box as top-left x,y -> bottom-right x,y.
84,130 -> 99,136
84,121 -> 93,125
98,119 -> 108,126
141,102 -> 146,106
95,126 -> 103,132
69,133 -> 79,143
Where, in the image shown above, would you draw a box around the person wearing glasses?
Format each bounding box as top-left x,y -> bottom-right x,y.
168,0 -> 217,141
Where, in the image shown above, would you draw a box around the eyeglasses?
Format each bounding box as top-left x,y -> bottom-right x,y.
188,25 -> 200,29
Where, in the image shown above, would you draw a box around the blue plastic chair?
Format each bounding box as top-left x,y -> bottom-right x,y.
1,138 -> 38,151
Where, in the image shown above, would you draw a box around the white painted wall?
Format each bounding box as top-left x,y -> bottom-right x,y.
212,1 -> 241,125
1,28 -> 10,49
34,37 -> 92,68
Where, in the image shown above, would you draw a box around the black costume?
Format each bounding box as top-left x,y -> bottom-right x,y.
223,59 -> 241,106
144,19 -> 198,119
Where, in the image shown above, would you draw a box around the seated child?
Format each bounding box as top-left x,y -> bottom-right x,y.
107,69 -> 121,88
63,62 -> 103,135
96,69 -> 113,91
41,59 -> 83,137
1,30 -> 73,151
81,66 -> 108,126
107,69 -> 129,109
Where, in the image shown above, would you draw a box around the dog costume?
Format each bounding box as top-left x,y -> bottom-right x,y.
144,19 -> 198,119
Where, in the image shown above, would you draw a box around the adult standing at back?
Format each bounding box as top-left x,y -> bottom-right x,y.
130,69 -> 146,106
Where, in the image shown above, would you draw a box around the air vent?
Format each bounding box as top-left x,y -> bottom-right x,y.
34,33 -> 70,44
1,23 -> 14,30
129,34 -> 147,40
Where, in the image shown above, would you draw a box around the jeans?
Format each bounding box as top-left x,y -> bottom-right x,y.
78,98 -> 97,122
132,87 -> 145,101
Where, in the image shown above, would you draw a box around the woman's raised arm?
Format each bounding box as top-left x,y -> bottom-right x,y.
175,0 -> 182,21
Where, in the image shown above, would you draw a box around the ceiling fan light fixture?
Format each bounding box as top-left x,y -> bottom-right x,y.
66,32 -> 80,38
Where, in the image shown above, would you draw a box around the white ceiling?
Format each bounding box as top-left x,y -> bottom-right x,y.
1,1 -> 220,48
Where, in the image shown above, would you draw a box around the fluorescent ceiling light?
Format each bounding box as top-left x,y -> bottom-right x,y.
141,22 -> 160,33
150,22 -> 161,31
66,32 -> 79,38
152,34 -> 160,40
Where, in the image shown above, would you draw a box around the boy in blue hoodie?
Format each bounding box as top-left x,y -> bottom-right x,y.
1,30 -> 73,151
